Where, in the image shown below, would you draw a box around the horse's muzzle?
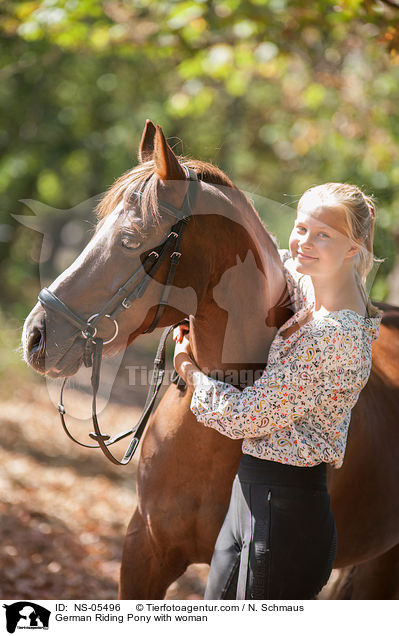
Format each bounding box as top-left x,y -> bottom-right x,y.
23,303 -> 84,377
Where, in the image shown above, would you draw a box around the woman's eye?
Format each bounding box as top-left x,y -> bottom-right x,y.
319,233 -> 329,239
296,226 -> 306,233
121,235 -> 142,250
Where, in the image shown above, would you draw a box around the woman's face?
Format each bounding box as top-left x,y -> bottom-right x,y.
289,203 -> 359,279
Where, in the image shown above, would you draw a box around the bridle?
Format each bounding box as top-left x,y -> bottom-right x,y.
38,166 -> 199,465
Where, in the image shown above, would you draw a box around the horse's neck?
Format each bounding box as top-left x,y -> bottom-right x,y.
190,204 -> 289,382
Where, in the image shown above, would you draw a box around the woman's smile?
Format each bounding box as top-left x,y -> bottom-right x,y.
296,251 -> 318,261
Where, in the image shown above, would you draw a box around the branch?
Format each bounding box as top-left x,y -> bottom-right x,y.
378,0 -> 399,10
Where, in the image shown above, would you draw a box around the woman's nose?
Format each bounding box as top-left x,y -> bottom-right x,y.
298,235 -> 313,250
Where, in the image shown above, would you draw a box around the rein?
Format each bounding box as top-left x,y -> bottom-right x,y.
38,167 -> 198,465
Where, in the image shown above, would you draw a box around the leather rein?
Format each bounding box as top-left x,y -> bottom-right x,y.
38,166 -> 198,466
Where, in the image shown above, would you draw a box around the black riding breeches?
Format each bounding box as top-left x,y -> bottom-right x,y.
204,454 -> 337,600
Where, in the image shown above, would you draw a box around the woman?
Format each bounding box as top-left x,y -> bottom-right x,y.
173,183 -> 382,600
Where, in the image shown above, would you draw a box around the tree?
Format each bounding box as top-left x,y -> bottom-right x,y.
1,0 -> 399,315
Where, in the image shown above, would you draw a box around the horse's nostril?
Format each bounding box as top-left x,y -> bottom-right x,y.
26,320 -> 47,374
28,324 -> 45,355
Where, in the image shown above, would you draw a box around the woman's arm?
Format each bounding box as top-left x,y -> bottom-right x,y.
173,322 -> 365,440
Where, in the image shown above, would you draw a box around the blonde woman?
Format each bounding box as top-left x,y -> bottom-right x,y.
173,183 -> 382,600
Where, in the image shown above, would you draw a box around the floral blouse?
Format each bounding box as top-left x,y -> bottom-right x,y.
190,251 -> 382,468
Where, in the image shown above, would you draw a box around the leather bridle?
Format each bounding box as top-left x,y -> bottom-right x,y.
38,166 -> 199,465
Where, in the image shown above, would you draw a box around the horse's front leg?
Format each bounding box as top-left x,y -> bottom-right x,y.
119,384 -> 241,600
119,507 -> 189,599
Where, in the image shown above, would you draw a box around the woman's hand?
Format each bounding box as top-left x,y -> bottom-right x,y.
173,322 -> 194,377
173,321 -> 202,389
173,334 -> 192,360
173,322 -> 193,363
173,322 -> 190,344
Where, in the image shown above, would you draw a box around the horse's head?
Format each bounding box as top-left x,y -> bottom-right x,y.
22,121 -> 223,378
23,120 -> 289,382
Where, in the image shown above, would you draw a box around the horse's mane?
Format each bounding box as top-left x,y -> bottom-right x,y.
95,155 -> 280,256
96,157 -> 235,231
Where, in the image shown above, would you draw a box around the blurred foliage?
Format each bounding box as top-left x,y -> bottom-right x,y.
1,0 -> 399,320
0,307 -> 34,391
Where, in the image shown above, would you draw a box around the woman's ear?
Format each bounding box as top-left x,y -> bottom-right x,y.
345,243 -> 361,259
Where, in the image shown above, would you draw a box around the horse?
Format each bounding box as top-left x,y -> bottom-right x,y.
326,542 -> 399,599
22,120 -> 399,599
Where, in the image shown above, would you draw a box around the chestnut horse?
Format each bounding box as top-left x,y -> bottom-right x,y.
22,121 -> 399,599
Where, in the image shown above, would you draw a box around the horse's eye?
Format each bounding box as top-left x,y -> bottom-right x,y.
121,235 -> 142,251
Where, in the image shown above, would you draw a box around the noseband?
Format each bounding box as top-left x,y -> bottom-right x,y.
38,167 -> 199,465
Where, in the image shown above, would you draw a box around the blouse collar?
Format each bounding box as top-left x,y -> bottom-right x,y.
275,300 -> 382,341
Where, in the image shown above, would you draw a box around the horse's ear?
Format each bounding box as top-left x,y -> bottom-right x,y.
153,125 -> 186,181
138,119 -> 156,163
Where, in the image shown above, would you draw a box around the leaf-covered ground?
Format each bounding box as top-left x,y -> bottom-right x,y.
0,353 -> 336,601
0,377 -> 208,600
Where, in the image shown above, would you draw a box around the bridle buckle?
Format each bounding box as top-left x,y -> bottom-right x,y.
82,325 -> 97,340
122,297 -> 132,309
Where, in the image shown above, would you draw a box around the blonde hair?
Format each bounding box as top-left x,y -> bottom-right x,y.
297,182 -> 383,318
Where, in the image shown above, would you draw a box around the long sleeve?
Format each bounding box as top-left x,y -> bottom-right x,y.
190,320 -> 366,440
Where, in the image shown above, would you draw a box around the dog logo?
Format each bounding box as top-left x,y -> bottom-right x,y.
3,602 -> 50,633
